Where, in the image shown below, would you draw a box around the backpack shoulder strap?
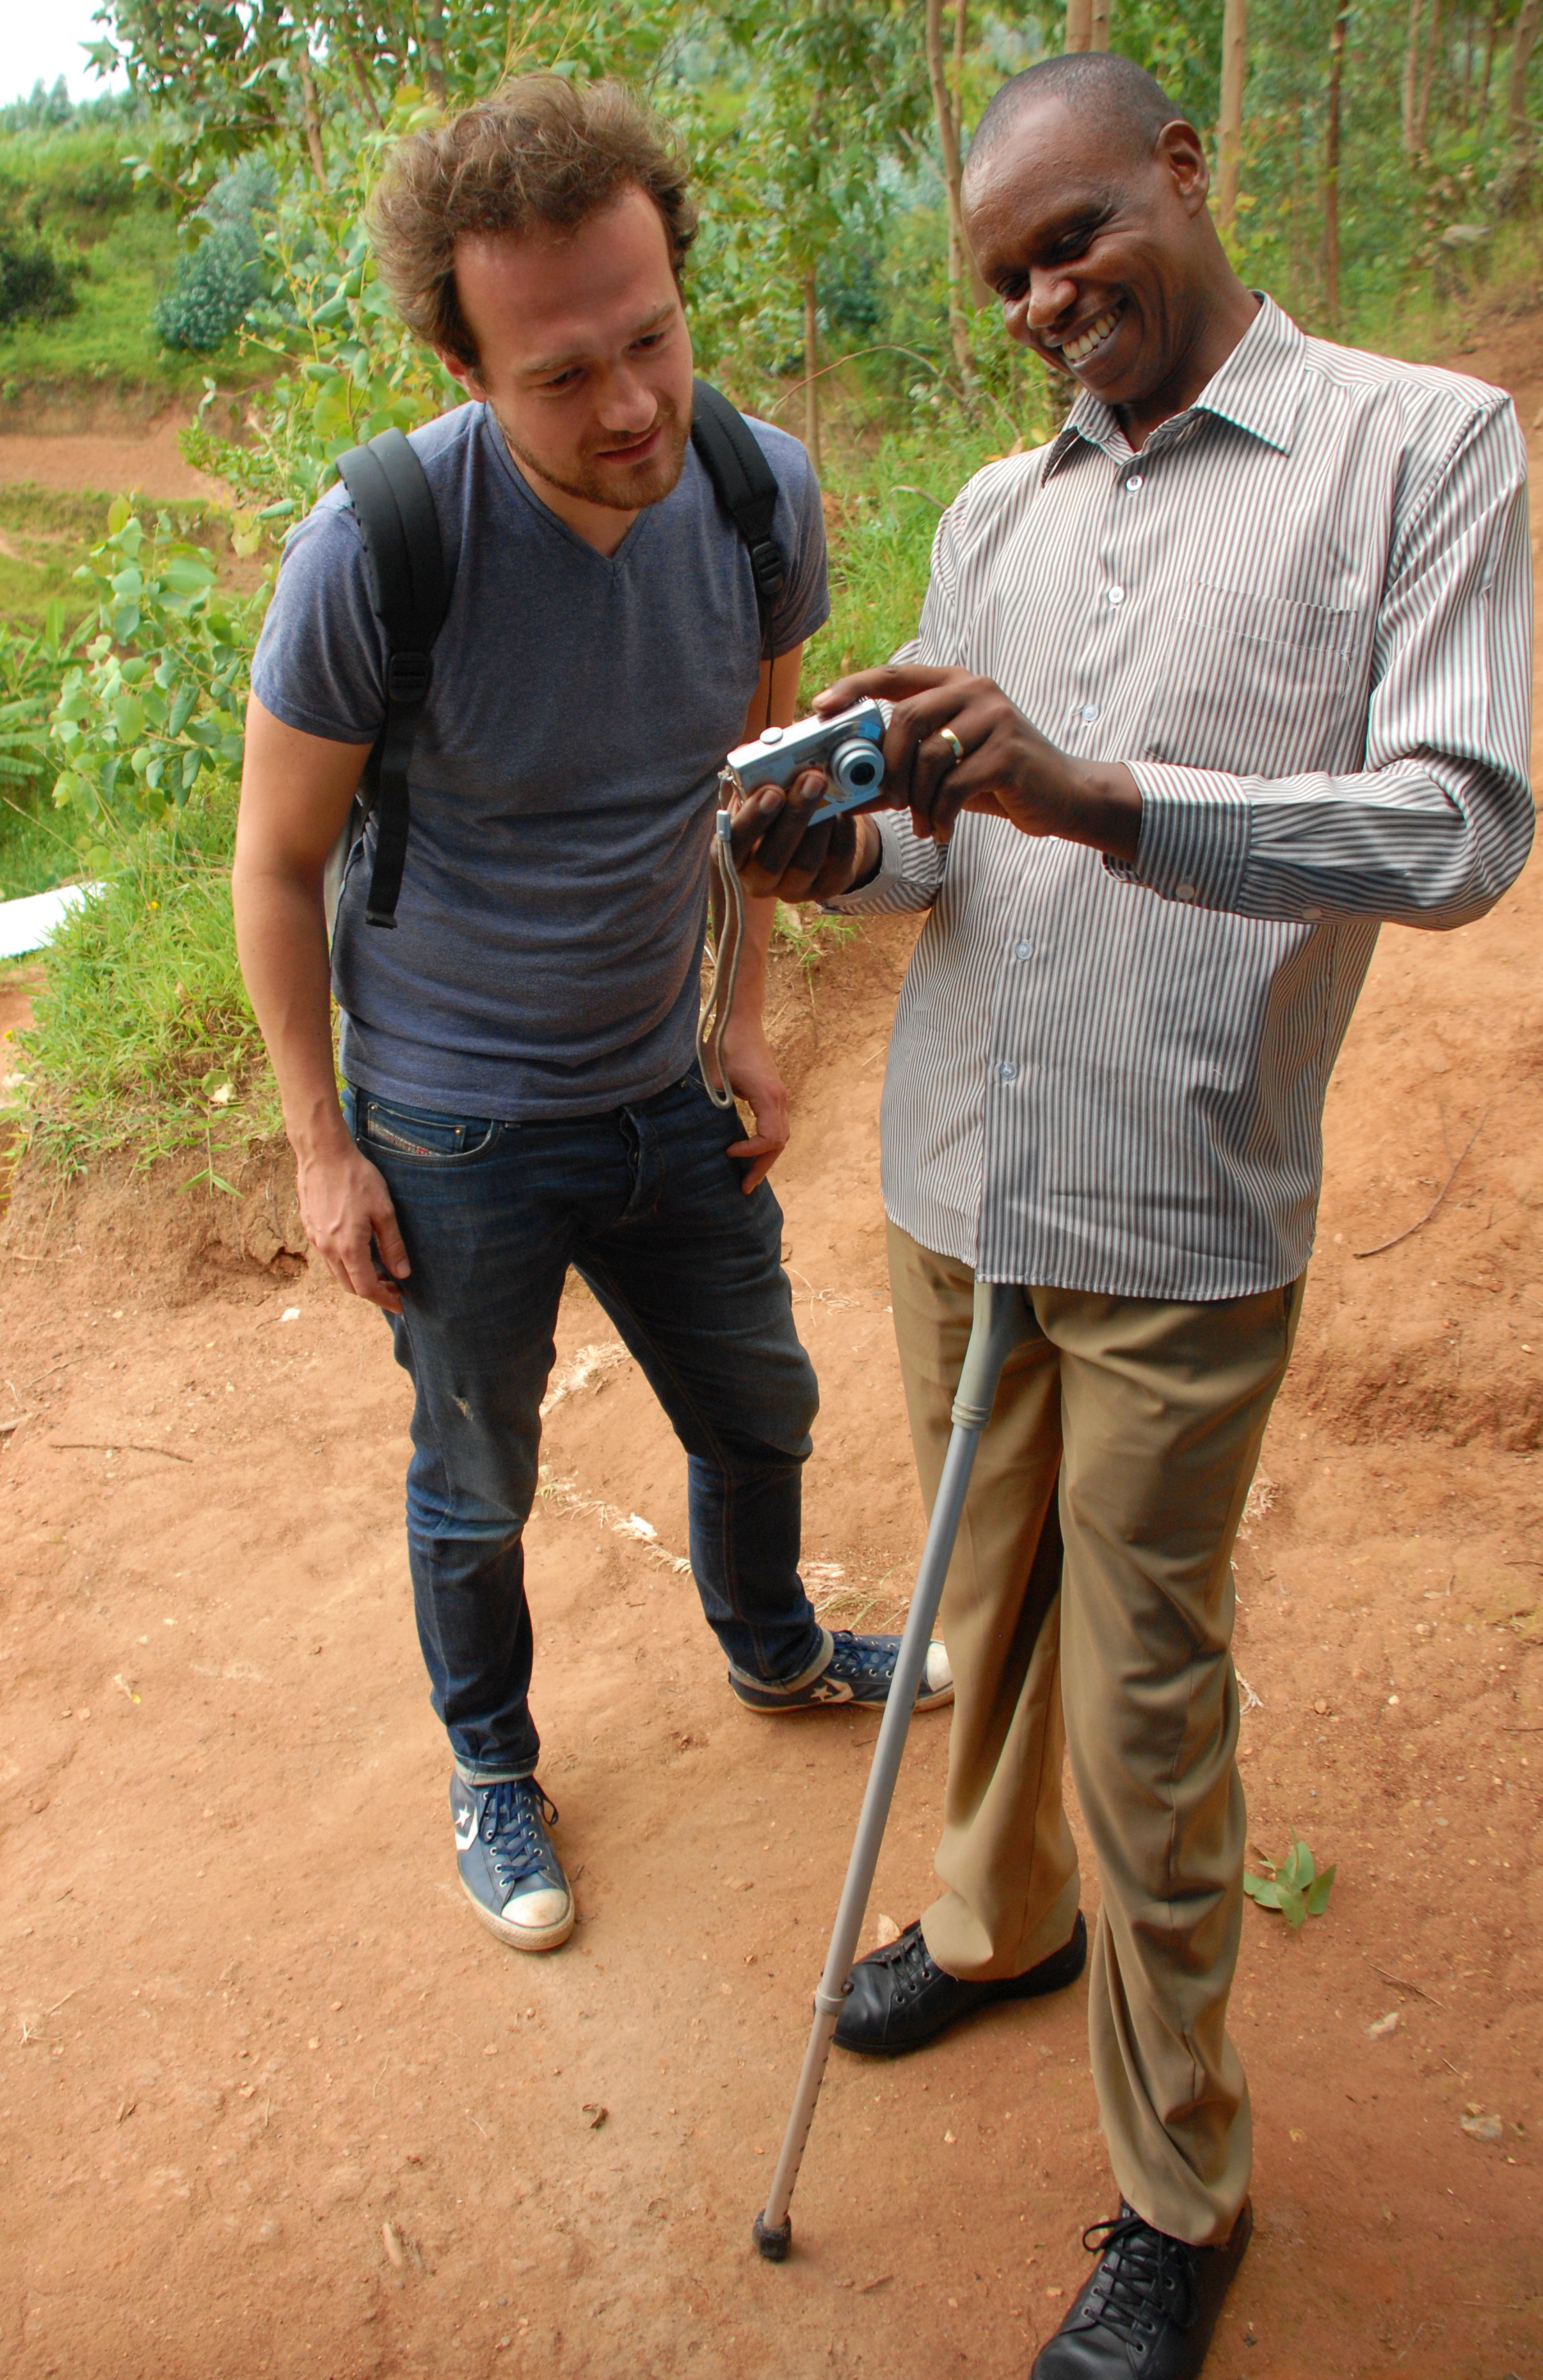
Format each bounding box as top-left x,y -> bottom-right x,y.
690,380 -> 787,641
334,427 -> 452,928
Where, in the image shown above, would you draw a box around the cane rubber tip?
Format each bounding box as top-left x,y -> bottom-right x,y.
753,2210 -> 792,2262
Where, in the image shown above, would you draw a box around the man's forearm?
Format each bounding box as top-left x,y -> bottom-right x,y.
232,860 -> 351,1156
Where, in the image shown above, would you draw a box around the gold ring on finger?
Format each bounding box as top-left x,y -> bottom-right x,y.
938,727 -> 964,767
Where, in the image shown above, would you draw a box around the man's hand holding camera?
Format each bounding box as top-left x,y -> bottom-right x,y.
732,664 -> 1144,901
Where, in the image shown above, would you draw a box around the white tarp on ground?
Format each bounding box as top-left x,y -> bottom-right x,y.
0,882 -> 102,962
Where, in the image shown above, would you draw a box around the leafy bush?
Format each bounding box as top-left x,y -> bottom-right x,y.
7,501 -> 276,1163
0,604 -> 92,897
49,499 -> 263,866
152,222 -> 262,350
0,223 -> 82,330
152,158 -> 275,352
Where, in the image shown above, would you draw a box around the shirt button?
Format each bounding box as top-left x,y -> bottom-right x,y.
1176,882 -> 1197,902
1014,938 -> 1032,960
1107,585 -> 1125,606
1080,702 -> 1099,722
1302,905 -> 1323,921
998,1061 -> 1019,1082
1125,474 -> 1144,492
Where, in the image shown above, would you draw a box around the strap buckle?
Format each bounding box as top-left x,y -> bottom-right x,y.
386,649 -> 432,703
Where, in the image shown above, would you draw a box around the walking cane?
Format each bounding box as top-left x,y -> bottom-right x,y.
753,1278 -> 1035,2262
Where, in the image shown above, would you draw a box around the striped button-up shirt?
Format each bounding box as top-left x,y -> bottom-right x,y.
831,294 -> 1533,1299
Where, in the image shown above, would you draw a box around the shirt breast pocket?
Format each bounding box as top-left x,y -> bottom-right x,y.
1137,582 -> 1366,779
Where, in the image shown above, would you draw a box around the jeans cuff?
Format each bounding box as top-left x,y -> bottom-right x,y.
726,1627 -> 833,1698
454,1758 -> 539,1787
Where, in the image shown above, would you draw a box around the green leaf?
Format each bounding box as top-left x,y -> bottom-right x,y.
107,495 -> 131,535
113,695 -> 146,744
1304,1865 -> 1336,1917
1243,1872 -> 1284,1907
162,557 -> 218,597
1283,1838 -> 1315,1890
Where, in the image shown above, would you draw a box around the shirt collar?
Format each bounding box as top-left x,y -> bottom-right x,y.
1041,293 -> 1306,479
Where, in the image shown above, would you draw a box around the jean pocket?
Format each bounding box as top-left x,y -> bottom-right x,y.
359,1097 -> 499,1161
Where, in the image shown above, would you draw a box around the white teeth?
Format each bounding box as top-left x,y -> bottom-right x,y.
1062,307 -> 1121,367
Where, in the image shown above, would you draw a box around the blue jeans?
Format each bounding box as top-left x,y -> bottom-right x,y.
344,1072 -> 826,1781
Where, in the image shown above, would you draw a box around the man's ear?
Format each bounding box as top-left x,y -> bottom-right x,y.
1155,120 -> 1211,218
433,344 -> 484,398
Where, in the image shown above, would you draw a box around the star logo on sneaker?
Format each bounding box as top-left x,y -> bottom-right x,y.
809,1678 -> 852,1702
453,1798 -> 478,1850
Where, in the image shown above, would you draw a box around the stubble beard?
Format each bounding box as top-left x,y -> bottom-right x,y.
490,395 -> 691,514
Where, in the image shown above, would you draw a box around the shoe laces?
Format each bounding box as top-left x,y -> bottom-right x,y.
827,1631 -> 893,1687
479,1778 -> 559,1891
1077,2208 -> 1198,2345
873,1922 -> 933,2001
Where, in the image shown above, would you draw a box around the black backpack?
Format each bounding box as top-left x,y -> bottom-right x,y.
332,380 -> 788,930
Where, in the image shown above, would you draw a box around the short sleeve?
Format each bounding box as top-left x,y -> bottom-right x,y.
250,492 -> 390,745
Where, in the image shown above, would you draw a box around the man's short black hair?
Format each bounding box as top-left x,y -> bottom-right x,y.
966,52 -> 1184,181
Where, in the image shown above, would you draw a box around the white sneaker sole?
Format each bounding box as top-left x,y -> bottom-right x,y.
460,1874 -> 575,1953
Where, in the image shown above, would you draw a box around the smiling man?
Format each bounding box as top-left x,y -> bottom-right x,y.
733,48 -> 1532,2380
232,77 -> 951,1966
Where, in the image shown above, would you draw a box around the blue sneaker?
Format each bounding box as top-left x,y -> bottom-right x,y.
730,1629 -> 953,1716
451,1773 -> 575,1952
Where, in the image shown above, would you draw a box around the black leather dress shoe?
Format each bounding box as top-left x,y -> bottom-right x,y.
834,1910 -> 1087,2055
1030,2199 -> 1252,2379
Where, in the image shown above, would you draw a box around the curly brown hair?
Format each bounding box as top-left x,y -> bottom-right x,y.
367,75 -> 700,371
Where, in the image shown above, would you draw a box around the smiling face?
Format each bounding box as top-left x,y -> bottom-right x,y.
442,182 -> 695,520
964,100 -> 1230,430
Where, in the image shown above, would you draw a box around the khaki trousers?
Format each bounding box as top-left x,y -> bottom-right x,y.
888,1223 -> 1304,2246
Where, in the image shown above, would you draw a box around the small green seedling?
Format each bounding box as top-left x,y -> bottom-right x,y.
1243,1836 -> 1336,1931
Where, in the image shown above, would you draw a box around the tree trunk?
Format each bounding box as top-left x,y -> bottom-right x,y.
1064,0 -> 1092,51
1509,0 -> 1542,149
348,46 -> 385,128
1089,0 -> 1111,46
298,51 -> 328,189
926,0 -> 977,378
952,0 -> 993,306
1414,0 -> 1444,150
1215,0 -> 1247,241
1323,1 -> 1348,332
1400,0 -> 1425,152
1457,6 -> 1473,122
803,272 -> 822,478
1478,0 -> 1501,119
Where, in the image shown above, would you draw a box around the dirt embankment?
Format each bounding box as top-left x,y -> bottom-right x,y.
3,319 -> 1543,2380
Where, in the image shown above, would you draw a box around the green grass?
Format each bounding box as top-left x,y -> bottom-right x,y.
19,785 -> 280,1171
0,201 -> 254,399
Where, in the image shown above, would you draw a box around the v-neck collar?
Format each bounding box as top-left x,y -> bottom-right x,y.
479,402 -> 655,569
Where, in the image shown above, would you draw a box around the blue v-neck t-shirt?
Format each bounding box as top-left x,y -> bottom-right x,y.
250,398 -> 829,1119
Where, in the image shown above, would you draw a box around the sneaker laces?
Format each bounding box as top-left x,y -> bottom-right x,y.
827,1631 -> 895,1688
479,1778 -> 560,1894
1077,2210 -> 1198,2345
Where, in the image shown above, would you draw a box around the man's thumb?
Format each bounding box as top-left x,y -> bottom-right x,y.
372,1200 -> 412,1280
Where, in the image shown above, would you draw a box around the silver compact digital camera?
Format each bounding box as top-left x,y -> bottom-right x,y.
724,698 -> 886,826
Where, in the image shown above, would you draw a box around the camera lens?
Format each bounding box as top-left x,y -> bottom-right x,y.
829,738 -> 884,798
